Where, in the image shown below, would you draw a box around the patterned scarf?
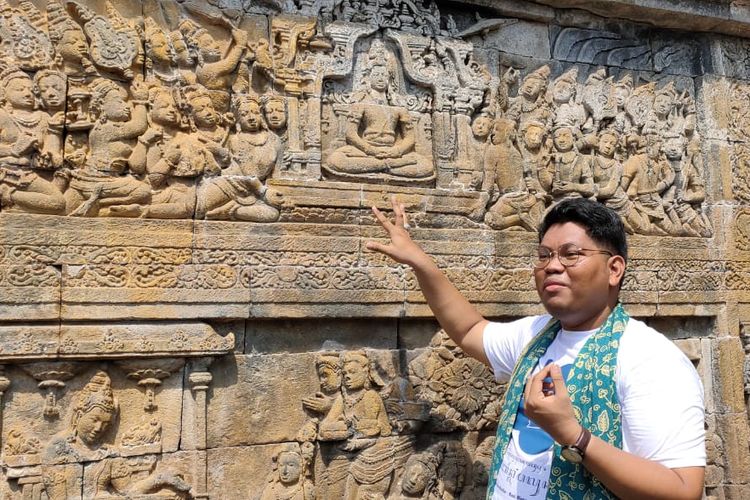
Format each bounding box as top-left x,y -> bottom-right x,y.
486,303 -> 629,499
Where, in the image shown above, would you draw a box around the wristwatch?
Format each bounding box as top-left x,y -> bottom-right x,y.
560,426 -> 591,464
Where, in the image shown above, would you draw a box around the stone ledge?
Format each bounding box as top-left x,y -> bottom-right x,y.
464,0 -> 750,38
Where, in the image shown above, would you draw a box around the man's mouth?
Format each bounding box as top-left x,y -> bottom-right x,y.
543,280 -> 566,291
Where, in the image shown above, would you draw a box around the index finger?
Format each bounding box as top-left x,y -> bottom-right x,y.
371,205 -> 394,231
391,195 -> 404,227
526,364 -> 555,400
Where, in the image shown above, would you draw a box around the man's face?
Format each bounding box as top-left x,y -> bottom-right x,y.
238,101 -> 261,132
192,96 -> 217,128
613,87 -> 629,107
471,116 -> 492,140
663,138 -> 684,160
148,32 -> 176,65
534,222 -> 619,331
59,30 -> 87,61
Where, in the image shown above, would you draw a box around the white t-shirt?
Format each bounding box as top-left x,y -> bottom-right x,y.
483,315 -> 706,500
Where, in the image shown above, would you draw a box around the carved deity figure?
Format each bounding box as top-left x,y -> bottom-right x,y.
662,134 -> 711,236
611,75 -> 638,150
484,118 -> 548,231
506,65 -> 551,130
121,85 -> 195,219
0,68 -> 66,214
196,94 -> 283,221
44,371 -> 118,466
319,351 -> 391,441
550,68 -> 586,132
323,40 -> 432,181
42,371 -> 119,500
263,95 -> 288,142
642,82 -> 676,138
592,130 -> 633,232
46,0 -> 95,77
302,352 -> 342,420
179,19 -> 248,112
122,83 -> 228,220
317,351 -> 406,500
454,112 -> 493,190
65,78 -> 151,216
395,449 -> 441,500
549,125 -> 595,202
33,69 -> 67,191
144,18 -> 180,85
258,443 -> 315,500
435,442 -> 467,500
622,135 -> 677,235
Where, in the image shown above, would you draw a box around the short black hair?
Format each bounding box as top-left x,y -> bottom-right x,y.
538,198 -> 628,263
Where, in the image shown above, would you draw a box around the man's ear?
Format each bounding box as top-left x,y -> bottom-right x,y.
608,255 -> 626,287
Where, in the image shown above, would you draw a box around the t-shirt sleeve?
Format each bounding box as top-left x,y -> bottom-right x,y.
483,315 -> 551,382
618,325 -> 706,469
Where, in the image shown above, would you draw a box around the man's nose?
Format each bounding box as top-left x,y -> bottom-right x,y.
545,252 -> 566,272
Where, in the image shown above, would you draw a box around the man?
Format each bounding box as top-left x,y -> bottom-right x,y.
367,197 -> 705,499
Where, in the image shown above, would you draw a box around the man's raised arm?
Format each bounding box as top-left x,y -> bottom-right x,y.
366,196 -> 490,365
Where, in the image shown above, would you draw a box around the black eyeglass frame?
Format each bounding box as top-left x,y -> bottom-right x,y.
533,243 -> 614,269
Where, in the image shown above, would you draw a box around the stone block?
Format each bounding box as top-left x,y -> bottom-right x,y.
550,23 -> 652,70
696,76 -> 732,143
398,318 -> 442,350
716,338 -> 748,414
246,318 -> 398,353
710,36 -> 750,79
208,444 -> 295,500
653,33 -> 711,76
675,338 -> 703,362
60,263 -> 253,320
723,485 -> 750,500
717,413 -> 750,483
207,353 -> 319,447
476,20 -> 551,59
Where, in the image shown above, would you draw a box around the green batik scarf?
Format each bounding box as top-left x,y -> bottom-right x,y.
486,303 -> 629,500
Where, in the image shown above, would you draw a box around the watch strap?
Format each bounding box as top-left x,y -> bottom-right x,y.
570,426 -> 591,457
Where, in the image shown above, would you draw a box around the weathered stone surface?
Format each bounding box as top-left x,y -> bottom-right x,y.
0,0 -> 748,496
716,338 -> 748,414
474,19 -> 551,59
208,353 -> 320,447
717,413 -> 750,484
246,318 -> 398,353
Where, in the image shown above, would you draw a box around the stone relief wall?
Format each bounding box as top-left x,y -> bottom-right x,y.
0,0 -> 747,498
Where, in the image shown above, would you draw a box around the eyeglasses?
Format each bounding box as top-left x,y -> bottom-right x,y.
532,243 -> 613,269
